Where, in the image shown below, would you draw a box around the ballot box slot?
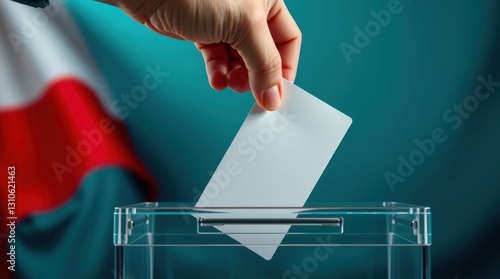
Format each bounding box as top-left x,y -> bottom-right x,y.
198,217 -> 342,227
196,217 -> 344,234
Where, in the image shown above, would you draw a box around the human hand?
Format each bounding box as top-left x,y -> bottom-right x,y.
100,0 -> 301,111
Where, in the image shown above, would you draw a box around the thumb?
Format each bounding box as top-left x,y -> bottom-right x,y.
235,14 -> 283,111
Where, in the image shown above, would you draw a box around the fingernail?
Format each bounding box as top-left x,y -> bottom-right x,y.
263,85 -> 281,111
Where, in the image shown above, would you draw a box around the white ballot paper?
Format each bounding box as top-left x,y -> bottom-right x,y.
195,79 -> 352,260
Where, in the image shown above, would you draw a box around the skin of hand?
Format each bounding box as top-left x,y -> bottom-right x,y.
98,0 -> 301,111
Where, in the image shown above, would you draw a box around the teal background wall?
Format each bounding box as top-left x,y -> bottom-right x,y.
17,0 -> 499,278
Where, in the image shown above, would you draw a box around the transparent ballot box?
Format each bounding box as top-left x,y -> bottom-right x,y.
114,202 -> 431,279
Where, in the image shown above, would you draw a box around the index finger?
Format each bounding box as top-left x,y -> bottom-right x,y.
267,1 -> 302,82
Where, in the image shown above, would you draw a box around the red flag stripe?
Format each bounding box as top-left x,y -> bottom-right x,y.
0,77 -> 157,222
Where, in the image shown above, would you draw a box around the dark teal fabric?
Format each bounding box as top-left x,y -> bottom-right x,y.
15,168 -> 145,279
16,0 -> 499,278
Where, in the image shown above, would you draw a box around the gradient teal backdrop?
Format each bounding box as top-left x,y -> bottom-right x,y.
23,0 -> 498,278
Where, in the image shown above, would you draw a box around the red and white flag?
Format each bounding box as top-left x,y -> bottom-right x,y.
0,2 -> 157,275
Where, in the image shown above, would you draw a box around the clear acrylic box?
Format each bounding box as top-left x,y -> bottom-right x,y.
114,202 -> 431,279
